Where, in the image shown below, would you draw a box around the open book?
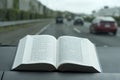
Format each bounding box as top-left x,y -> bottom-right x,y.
12,35 -> 102,72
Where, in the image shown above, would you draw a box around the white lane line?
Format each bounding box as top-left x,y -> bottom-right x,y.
73,27 -> 81,33
35,24 -> 50,35
103,45 -> 108,47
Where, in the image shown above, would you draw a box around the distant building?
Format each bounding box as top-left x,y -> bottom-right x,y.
29,0 -> 39,13
19,0 -> 44,15
37,2 -> 44,15
0,0 -> 13,9
19,0 -> 31,11
93,7 -> 120,17
0,0 -> 6,9
7,0 -> 14,9
0,0 -> 56,17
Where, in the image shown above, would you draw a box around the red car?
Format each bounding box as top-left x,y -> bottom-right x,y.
90,17 -> 118,35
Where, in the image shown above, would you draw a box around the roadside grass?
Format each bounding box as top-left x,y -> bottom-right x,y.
0,22 -> 38,33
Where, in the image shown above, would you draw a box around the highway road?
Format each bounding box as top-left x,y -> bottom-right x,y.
0,19 -> 120,47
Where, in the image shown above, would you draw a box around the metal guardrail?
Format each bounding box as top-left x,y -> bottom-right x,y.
0,19 -> 51,27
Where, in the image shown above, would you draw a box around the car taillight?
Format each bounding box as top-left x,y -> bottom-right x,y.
114,23 -> 118,27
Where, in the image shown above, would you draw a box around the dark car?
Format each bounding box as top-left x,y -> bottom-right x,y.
56,16 -> 64,24
90,17 -> 118,35
73,17 -> 84,26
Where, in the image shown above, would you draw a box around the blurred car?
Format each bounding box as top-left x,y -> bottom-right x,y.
90,17 -> 118,35
73,17 -> 84,26
67,16 -> 72,21
56,16 -> 64,24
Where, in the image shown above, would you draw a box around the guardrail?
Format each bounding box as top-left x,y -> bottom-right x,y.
0,19 -> 52,27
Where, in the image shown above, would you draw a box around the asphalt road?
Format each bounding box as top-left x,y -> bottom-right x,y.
0,20 -> 52,45
40,20 -> 120,47
0,19 -> 120,47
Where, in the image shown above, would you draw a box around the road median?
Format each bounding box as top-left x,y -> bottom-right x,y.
0,19 -> 53,27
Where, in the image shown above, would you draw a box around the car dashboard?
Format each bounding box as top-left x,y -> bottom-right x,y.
0,46 -> 120,80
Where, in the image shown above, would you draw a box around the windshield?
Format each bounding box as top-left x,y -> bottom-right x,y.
0,0 -> 120,47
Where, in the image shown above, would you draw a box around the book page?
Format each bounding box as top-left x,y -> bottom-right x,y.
57,36 -> 84,67
82,39 -> 102,72
22,35 -> 57,67
57,36 -> 101,72
12,36 -> 28,69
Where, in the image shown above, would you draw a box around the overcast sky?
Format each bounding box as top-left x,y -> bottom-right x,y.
39,0 -> 120,14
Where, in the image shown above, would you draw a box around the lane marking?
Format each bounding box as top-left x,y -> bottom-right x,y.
103,45 -> 108,47
73,27 -> 81,33
35,24 -> 50,35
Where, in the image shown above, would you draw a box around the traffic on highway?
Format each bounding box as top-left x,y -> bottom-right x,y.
0,0 -> 120,47
0,17 -> 120,47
